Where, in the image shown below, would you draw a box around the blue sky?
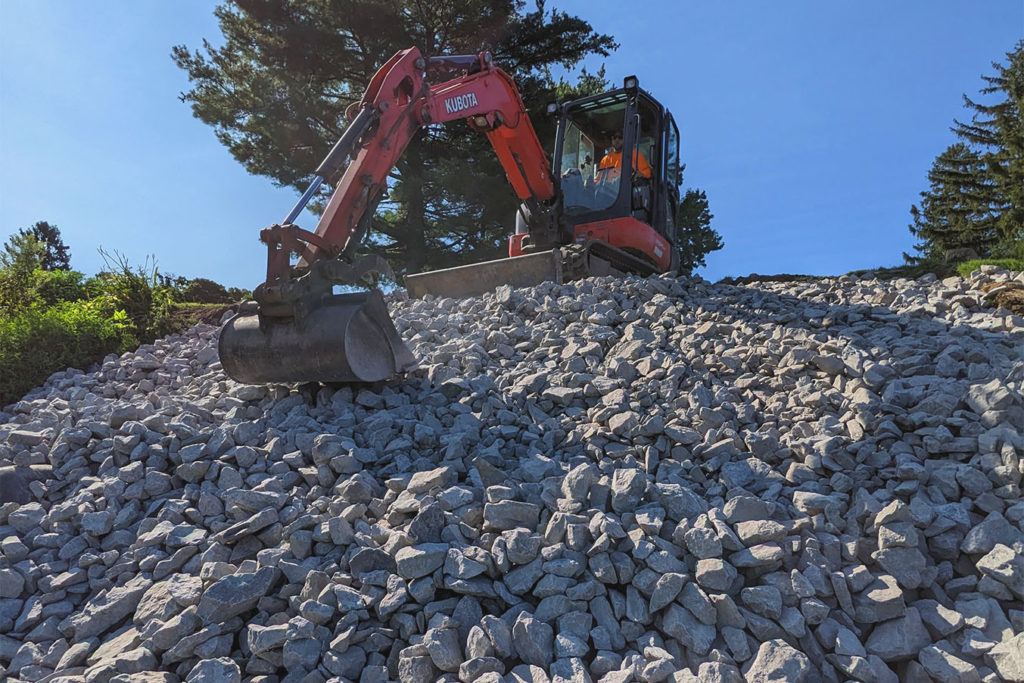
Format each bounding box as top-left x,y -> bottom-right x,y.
1,2 -> 1021,287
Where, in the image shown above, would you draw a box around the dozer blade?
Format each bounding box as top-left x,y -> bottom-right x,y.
405,249 -> 564,300
219,289 -> 416,384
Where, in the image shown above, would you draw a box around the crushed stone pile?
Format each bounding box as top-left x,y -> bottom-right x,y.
0,266 -> 1023,683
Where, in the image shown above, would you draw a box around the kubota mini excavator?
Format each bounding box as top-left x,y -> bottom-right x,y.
220,47 -> 684,385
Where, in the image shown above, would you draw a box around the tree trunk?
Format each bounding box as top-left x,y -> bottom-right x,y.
399,137 -> 428,275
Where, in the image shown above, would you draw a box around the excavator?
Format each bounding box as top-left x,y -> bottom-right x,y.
219,47 -> 684,385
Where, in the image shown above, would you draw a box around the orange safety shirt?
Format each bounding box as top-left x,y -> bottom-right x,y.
598,149 -> 653,178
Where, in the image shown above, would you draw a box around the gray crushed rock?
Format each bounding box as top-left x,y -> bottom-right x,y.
0,265 -> 1021,682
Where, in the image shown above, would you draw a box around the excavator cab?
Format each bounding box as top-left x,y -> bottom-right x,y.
510,76 -> 681,274
406,76 -> 682,298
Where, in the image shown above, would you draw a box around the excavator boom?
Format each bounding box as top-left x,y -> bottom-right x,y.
266,48 -> 554,282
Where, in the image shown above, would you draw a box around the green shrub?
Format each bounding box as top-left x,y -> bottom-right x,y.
158,274 -> 250,304
848,258 -> 957,280
93,250 -> 175,342
991,234 -> 1024,260
0,299 -> 133,406
956,259 -> 1024,277
179,277 -> 232,303
32,269 -> 86,306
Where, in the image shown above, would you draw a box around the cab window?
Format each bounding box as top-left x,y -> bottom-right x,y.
558,93 -> 627,214
666,118 -> 680,187
634,96 -> 659,182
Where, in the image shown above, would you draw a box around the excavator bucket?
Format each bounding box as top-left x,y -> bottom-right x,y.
219,289 -> 416,384
405,250 -> 565,299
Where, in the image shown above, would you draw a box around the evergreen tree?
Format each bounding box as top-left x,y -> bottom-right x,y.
675,189 -> 723,274
173,0 -> 615,275
953,41 -> 1024,248
907,143 -> 999,260
19,221 -> 71,271
0,232 -> 45,312
909,41 -> 1023,261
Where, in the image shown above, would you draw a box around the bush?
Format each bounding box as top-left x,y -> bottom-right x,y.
32,269 -> 86,306
0,299 -> 132,406
956,259 -> 1024,277
93,250 -> 176,342
158,274 -> 250,303
991,234 -> 1024,260
848,258 -> 957,280
179,277 -> 232,303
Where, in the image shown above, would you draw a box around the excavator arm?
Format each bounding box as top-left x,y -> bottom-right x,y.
260,47 -> 555,291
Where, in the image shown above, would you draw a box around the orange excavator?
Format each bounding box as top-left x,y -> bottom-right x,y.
220,47 -> 684,385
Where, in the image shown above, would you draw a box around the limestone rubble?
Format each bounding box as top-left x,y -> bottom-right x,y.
0,266 -> 1022,682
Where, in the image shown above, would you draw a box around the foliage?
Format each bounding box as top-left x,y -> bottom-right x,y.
172,0 -> 616,274
953,41 -> 1024,242
94,249 -> 176,342
991,228 -> 1024,259
675,189 -> 724,274
909,41 -> 1024,263
0,232 -> 245,405
158,274 -> 249,303
0,231 -> 45,313
19,221 -> 71,271
846,260 -> 957,280
32,269 -> 86,307
0,299 -> 132,406
956,258 -> 1024,277
908,144 -> 999,261
179,277 -> 248,303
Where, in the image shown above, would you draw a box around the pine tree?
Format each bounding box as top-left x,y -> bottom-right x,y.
0,232 -> 45,312
172,0 -> 615,275
909,41 -> 1023,262
953,41 -> 1024,248
908,143 -> 999,260
19,221 -> 71,271
675,189 -> 723,274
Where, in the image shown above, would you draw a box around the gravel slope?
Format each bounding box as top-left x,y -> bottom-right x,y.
0,268 -> 1022,683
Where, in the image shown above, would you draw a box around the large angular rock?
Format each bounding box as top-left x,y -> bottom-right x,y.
696,558 -> 737,591
396,543 -> 448,579
67,575 -> 153,640
424,626 -> 463,672
853,575 -> 906,624
919,644 -> 981,683
987,632 -> 1024,682
187,657 -> 241,683
872,547 -> 926,589
610,468 -> 647,512
196,567 -> 277,623
407,466 -> 457,494
483,500 -> 541,531
661,603 -> 715,655
512,613 -> 553,667
977,544 -> 1023,597
743,639 -> 814,682
864,608 -> 932,662
965,379 -> 1015,414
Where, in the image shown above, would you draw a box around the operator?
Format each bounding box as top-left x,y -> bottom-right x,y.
598,131 -> 652,179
